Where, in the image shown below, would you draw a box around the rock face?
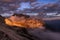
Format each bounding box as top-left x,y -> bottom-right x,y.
5,14 -> 45,29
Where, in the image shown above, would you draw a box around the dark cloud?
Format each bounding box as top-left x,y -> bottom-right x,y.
0,0 -> 36,3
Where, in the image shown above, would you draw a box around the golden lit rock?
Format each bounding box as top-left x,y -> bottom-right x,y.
5,14 -> 45,28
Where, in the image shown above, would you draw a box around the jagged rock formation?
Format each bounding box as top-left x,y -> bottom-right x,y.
5,14 -> 45,29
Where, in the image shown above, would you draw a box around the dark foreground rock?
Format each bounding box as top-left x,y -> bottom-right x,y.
0,23 -> 39,40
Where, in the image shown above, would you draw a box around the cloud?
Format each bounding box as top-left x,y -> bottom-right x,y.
0,0 -> 36,2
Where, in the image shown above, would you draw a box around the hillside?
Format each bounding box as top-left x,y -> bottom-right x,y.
0,14 -> 60,40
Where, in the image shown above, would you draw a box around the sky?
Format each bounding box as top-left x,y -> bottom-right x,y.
18,0 -> 58,10
38,0 -> 57,3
